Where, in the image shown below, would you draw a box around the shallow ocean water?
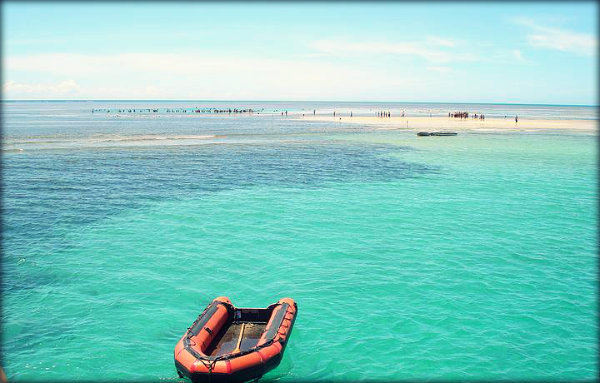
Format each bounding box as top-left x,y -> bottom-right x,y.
2,102 -> 597,381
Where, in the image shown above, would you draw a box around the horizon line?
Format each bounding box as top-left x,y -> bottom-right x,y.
2,99 -> 598,107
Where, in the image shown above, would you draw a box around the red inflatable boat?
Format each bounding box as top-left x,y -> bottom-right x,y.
174,297 -> 297,383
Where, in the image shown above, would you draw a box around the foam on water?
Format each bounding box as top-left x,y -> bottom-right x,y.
2,101 -> 597,381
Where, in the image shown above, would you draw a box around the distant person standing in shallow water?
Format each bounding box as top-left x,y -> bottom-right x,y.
515,115 -> 518,123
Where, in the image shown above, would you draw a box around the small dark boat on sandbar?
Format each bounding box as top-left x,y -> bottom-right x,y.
174,296 -> 297,383
417,131 -> 458,136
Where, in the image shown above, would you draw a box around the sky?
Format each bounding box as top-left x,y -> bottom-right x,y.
2,2 -> 598,104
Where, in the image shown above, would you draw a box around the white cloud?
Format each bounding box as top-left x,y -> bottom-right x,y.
144,86 -> 160,97
425,36 -> 456,48
4,52 -> 424,100
512,49 -> 524,61
3,79 -> 81,98
6,37 -> 64,46
5,52 -> 358,78
510,49 -> 534,64
309,39 -> 479,64
426,66 -> 453,74
514,18 -> 597,56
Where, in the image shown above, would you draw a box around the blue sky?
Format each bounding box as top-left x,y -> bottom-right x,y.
2,2 -> 597,104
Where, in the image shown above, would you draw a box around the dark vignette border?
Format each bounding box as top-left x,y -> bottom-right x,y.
0,0 -> 598,383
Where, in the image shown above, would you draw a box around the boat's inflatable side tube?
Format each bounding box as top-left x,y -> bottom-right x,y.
184,300 -> 231,358
259,303 -> 289,345
179,297 -> 232,361
188,302 -> 220,336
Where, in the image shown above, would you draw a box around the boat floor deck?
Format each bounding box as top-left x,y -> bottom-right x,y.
207,322 -> 267,357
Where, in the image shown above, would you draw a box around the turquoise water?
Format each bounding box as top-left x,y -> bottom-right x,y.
2,102 -> 597,381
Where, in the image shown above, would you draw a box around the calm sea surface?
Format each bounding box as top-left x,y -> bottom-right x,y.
2,101 -> 598,381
